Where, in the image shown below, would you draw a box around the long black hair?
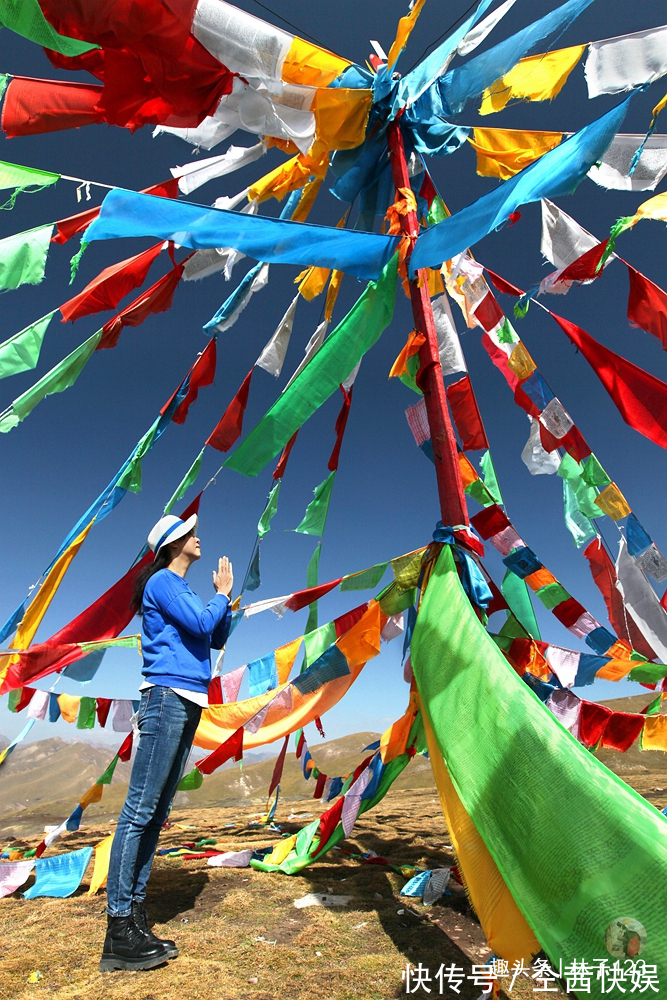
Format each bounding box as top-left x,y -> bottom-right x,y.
132,546 -> 172,614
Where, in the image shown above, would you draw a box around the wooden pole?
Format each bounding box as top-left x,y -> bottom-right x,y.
386,120 -> 469,528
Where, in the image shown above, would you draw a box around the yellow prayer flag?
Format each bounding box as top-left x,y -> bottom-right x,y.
391,548 -> 426,589
275,637 -> 303,685
297,264 -> 330,300
57,693 -> 80,724
79,782 -> 104,810
312,88 -> 372,151
470,127 -> 564,180
632,191 -> 667,226
336,600 -> 383,669
291,175 -> 324,223
265,832 -> 297,866
594,482 -> 631,521
458,452 -> 478,489
595,658 -> 636,682
325,269 -> 344,323
380,692 -> 418,763
641,715 -> 667,752
282,37 -> 351,88
479,45 -> 586,116
88,833 -> 115,895
387,0 -> 428,71
506,340 -> 537,379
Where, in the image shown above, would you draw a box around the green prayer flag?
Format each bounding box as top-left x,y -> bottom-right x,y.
96,755 -> 120,786
294,471 -> 335,537
535,581 -> 571,611
7,688 -> 20,712
0,224 -> 54,289
0,328 -> 102,433
303,621 -> 337,667
76,696 -> 96,730
411,544 -> 667,980
562,480 -> 596,548
0,75 -> 8,103
340,562 -> 388,591
0,160 -> 60,210
117,417 -> 161,494
257,481 -> 281,540
305,542 -> 321,635
501,569 -> 541,641
464,477 -> 496,507
376,581 -> 416,615
164,448 -> 205,513
0,0 -> 99,56
498,611 -> 530,639
496,318 -> 518,345
558,452 -> 600,519
398,352 -> 422,394
427,196 -> 448,226
479,450 -> 503,506
226,254 -> 398,477
79,636 -> 139,656
177,767 -> 204,791
581,453 -> 611,488
628,662 -> 667,684
0,311 -> 56,380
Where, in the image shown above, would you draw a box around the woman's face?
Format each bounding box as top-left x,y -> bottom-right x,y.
182,530 -> 201,561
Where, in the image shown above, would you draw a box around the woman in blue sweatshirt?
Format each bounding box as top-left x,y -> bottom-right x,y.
101,512 -> 233,972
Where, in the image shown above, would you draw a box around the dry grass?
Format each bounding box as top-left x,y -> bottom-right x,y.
0,787 -> 560,1000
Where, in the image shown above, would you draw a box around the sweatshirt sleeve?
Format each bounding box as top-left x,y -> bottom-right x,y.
162,586 -> 231,639
211,601 -> 233,650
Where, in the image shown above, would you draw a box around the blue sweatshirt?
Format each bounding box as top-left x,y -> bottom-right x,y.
141,569 -> 232,695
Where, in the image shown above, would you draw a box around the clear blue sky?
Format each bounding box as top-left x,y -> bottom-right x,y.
1,0 -> 666,750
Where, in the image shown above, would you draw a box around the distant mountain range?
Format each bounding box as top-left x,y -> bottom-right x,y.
1,693 -> 664,839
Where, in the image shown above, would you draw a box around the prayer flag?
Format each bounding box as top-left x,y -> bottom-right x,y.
99,264 -> 184,350
295,472 -> 336,537
59,243 -> 164,323
206,369 -> 254,452
0,224 -> 54,292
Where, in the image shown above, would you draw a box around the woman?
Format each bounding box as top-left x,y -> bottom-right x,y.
100,512 -> 233,972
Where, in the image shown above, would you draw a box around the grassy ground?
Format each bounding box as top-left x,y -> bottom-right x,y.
1,787 -> 560,1000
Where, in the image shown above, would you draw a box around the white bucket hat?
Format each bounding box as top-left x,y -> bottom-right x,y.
147,514 -> 198,554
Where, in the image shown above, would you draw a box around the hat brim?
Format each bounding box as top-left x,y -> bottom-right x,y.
156,513 -> 198,553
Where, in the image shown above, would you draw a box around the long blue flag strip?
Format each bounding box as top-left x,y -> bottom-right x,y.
438,0 -> 598,115
410,98 -> 630,274
83,191 -> 398,282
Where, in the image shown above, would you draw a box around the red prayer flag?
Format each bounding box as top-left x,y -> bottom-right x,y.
60,242 -> 164,323
196,726 -> 244,775
172,338 -> 217,425
481,332 -> 519,391
273,430 -> 299,480
419,172 -> 438,208
96,698 -> 112,728
99,264 -> 184,350
551,311 -> 667,451
285,579 -> 344,613
15,687 -> 36,713
583,538 -> 656,660
118,732 -> 133,762
334,603 -> 368,639
470,504 -> 511,540
53,180 -> 179,245
627,265 -> 667,350
314,796 -> 345,856
207,677 -> 223,705
600,711 -> 645,752
558,240 -> 609,283
313,771 -> 328,799
268,735 -> 289,798
551,596 -> 586,630
578,701 -> 613,748
473,291 -> 505,333
296,731 -> 306,759
205,368 -> 254,451
484,267 -> 523,298
328,386 -> 353,471
446,375 -> 488,451
1,76 -> 104,137
38,0 -> 235,131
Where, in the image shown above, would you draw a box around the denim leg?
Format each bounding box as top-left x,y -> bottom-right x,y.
132,697 -> 201,901
106,688 -> 198,916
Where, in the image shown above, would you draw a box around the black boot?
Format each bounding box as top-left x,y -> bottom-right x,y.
132,899 -> 178,960
99,914 -> 171,972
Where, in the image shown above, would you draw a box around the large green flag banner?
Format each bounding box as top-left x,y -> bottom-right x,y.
411,545 -> 667,989
225,253 -> 398,478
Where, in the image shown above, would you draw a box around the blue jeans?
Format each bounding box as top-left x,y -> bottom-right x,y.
106,686 -> 201,916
